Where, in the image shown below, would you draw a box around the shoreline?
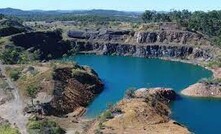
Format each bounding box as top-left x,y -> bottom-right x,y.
75,53 -> 220,99
72,54 -> 217,119
162,58 -> 221,98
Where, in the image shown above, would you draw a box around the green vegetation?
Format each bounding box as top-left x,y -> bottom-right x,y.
27,116 -> 65,134
207,56 -> 221,68
0,124 -> 20,134
99,110 -> 113,123
0,47 -> 35,64
142,10 -> 221,47
9,69 -> 21,81
0,14 -> 4,19
2,9 -> 141,23
0,47 -> 23,64
96,110 -> 113,134
199,78 -> 221,85
26,85 -> 40,105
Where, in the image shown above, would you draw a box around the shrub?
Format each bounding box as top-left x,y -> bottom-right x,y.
0,47 -> 32,64
26,85 -> 39,98
99,110 -> 113,123
26,85 -> 40,106
9,70 -> 21,81
27,118 -> 65,134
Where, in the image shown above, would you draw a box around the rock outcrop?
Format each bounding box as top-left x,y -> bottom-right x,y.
68,27 -> 210,46
69,41 -> 213,60
48,64 -> 104,115
66,24 -> 214,61
11,62 -> 104,116
181,80 -> 221,98
87,87 -> 190,134
0,19 -> 31,37
8,23 -> 215,61
10,30 -> 71,60
135,87 -> 177,101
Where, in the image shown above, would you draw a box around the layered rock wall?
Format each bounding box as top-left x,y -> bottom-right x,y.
70,41 -> 212,60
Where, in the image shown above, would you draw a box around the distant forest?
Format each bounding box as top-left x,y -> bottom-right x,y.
142,10 -> 221,46
0,8 -> 142,23
0,8 -> 220,47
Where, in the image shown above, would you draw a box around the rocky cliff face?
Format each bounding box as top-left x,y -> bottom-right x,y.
18,62 -> 104,116
68,25 -> 210,46
10,31 -> 71,60
135,87 -> 177,102
48,65 -> 104,115
8,23 -> 214,61
0,19 -> 31,37
67,25 -> 213,60
135,30 -> 209,45
69,41 -> 213,60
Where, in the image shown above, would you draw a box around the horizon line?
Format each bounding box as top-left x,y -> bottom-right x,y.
1,7 -> 221,13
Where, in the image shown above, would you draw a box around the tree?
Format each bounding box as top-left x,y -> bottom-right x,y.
0,14 -> 4,20
9,70 -> 20,81
142,10 -> 155,23
27,85 -> 39,106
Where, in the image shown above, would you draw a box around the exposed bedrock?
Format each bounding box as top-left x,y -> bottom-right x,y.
135,87 -> 177,101
42,65 -> 104,116
9,28 -> 214,61
68,28 -> 210,46
67,28 -> 213,60
70,41 -> 213,60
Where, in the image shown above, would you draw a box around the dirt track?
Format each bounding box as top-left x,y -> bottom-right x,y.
0,62 -> 28,134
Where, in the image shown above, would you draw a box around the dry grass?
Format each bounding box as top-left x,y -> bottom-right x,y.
87,98 -> 190,134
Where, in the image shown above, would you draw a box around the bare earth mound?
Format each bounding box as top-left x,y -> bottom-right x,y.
87,88 -> 190,134
181,82 -> 221,98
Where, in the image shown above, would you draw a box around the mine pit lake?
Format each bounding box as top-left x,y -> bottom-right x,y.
64,55 -> 221,134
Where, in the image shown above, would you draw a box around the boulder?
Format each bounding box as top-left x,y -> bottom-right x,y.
135,87 -> 177,101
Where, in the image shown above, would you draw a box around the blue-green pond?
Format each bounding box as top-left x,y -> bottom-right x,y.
64,55 -> 221,134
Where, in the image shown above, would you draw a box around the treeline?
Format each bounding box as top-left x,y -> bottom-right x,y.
0,14 -> 4,19
6,13 -> 141,23
142,10 -> 221,46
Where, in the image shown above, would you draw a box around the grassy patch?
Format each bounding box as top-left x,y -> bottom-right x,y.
0,124 -> 20,134
207,61 -> 221,68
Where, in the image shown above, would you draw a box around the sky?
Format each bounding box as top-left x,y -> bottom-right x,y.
0,0 -> 220,11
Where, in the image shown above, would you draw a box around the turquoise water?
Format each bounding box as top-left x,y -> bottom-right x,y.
64,55 -> 220,134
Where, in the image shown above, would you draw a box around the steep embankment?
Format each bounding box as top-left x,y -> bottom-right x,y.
49,64 -> 104,115
7,22 -> 218,62
10,30 -> 71,60
0,19 -> 30,37
5,62 -> 104,116
87,88 -> 190,134
67,23 -> 217,61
